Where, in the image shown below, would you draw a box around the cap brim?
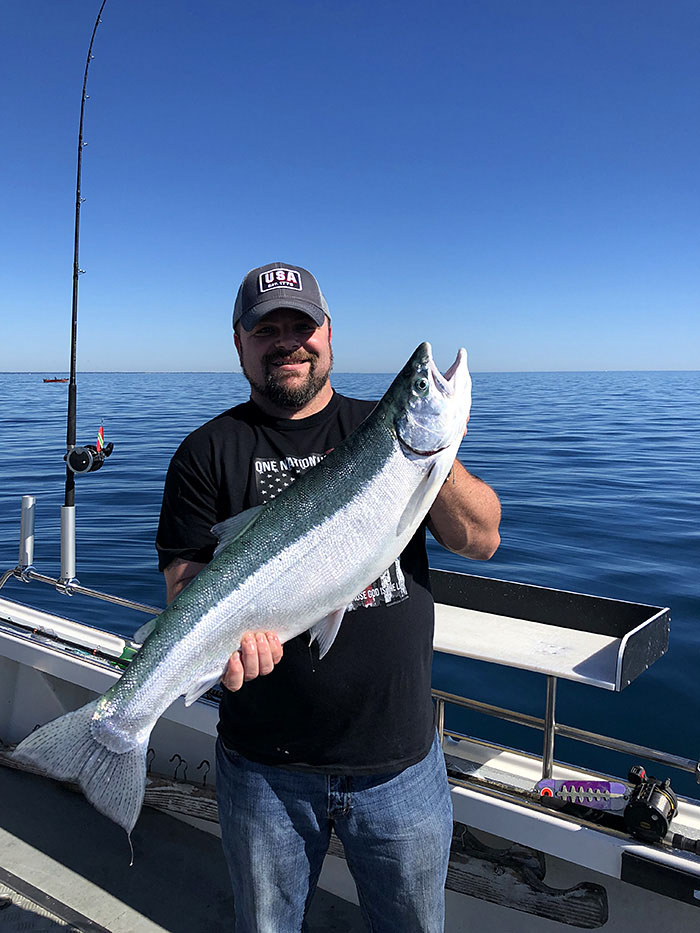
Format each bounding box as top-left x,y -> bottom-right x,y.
238,297 -> 327,331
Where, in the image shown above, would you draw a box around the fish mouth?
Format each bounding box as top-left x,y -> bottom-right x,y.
396,344 -> 467,456
428,345 -> 466,398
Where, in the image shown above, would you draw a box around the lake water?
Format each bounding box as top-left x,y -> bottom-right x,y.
1,370 -> 699,794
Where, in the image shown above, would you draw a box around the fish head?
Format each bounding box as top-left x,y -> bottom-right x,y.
390,342 -> 472,471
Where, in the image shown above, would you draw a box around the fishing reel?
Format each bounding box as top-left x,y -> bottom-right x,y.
65,441 -> 114,474
623,766 -> 678,844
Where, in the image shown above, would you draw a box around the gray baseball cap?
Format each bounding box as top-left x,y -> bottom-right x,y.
233,261 -> 331,331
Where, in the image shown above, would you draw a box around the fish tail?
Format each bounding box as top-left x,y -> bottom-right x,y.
12,699 -> 148,834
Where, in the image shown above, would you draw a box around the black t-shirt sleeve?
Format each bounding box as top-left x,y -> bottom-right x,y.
156,433 -> 221,571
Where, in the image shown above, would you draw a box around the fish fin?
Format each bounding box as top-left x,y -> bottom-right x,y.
397,461 -> 441,538
12,700 -> 148,834
133,616 -> 158,644
184,667 -> 226,706
309,607 -> 346,660
212,506 -> 265,557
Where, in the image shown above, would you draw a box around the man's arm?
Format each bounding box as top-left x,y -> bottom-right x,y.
164,557 -> 207,604
427,459 -> 501,560
163,557 -> 283,691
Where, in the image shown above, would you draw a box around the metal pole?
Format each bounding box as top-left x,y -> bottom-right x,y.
21,568 -> 161,615
59,506 -> 77,590
18,496 -> 36,573
542,675 -> 557,779
436,696 -> 445,744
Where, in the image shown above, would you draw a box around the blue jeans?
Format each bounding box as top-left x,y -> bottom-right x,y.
216,731 -> 453,932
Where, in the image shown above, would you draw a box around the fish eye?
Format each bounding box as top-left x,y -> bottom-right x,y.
413,376 -> 429,396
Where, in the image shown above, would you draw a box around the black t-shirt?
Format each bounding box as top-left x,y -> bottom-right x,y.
156,392 -> 436,774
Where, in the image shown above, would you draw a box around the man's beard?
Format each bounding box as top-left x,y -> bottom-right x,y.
241,346 -> 333,410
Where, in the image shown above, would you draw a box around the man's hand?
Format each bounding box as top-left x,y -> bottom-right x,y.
164,561 -> 283,692
222,631 -> 283,692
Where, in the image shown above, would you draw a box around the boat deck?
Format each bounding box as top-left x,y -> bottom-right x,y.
0,766 -> 365,932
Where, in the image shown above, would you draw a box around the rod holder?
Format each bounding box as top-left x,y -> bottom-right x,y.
18,495 -> 36,574
59,505 -> 78,591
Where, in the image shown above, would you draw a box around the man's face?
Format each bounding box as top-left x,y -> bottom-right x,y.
235,307 -> 333,411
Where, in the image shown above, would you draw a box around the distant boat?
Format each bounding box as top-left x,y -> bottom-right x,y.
43,377 -> 68,383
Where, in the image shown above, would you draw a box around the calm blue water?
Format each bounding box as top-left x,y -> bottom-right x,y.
1,371 -> 699,794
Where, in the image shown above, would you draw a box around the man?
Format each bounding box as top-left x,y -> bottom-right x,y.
156,262 -> 501,932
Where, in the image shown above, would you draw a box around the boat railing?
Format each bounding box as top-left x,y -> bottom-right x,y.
0,566 -> 160,617
434,689 -> 700,785
0,494 -> 160,616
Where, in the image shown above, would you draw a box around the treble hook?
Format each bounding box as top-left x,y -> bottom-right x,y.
196,760 -> 211,787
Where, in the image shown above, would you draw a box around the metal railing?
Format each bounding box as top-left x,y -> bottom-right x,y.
0,566 -> 160,616
433,688 -> 700,784
0,495 -> 160,616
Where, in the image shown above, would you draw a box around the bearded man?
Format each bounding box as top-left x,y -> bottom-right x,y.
156,261 -> 501,932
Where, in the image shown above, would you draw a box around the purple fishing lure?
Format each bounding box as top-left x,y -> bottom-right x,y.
536,779 -> 629,811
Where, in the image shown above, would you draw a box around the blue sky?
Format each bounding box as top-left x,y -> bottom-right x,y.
1,0 -> 698,373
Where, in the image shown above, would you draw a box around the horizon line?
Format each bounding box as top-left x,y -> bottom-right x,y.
4,368 -> 700,376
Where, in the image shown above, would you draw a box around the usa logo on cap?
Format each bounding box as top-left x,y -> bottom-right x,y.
258,268 -> 303,294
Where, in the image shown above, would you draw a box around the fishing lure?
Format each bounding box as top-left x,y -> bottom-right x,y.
536,779 -> 629,811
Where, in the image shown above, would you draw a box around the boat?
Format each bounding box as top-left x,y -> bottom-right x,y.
5,6 -> 697,929
2,494 -> 700,931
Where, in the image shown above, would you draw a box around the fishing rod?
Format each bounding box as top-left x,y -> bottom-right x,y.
60,0 -> 113,589
0,0 -> 156,618
3,2 -> 155,615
